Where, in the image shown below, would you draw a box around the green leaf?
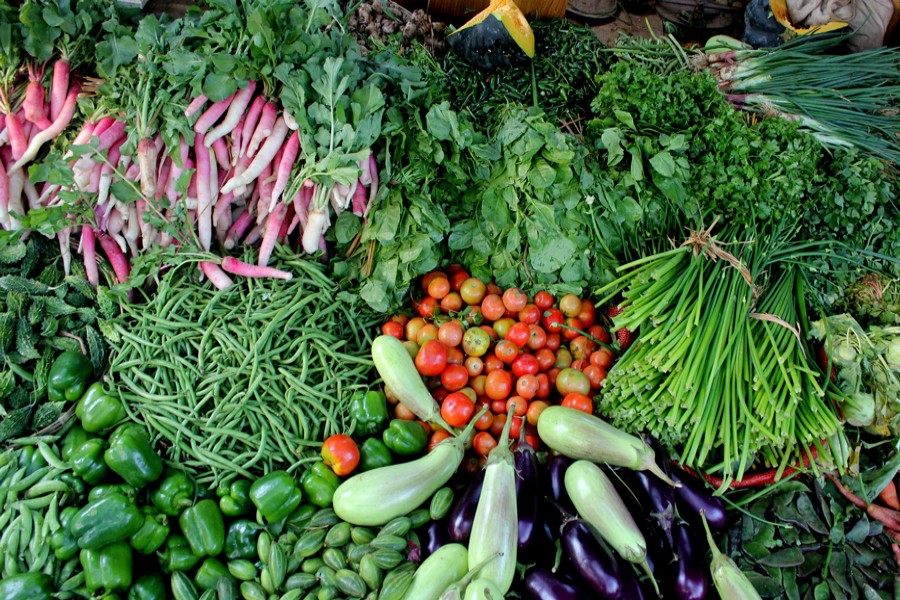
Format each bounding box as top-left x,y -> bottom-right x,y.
334,212 -> 361,245
109,180 -> 143,204
758,547 -> 804,568
649,151 -> 676,178
529,237 -> 576,274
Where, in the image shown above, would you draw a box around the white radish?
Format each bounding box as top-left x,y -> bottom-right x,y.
82,226 -> 99,286
302,206 -> 329,254
205,81 -> 256,147
58,227 -> 71,275
246,102 -> 277,158
7,170 -> 24,229
199,261 -> 234,290
22,176 -> 38,211
195,134 -> 213,251
221,117 -> 288,196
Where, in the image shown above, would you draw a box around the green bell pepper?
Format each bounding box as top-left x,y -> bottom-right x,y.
71,492 -> 145,549
49,506 -> 79,560
151,470 -> 195,517
358,437 -> 394,472
249,470 -> 303,523
382,419 -> 428,456
89,482 -> 137,502
104,423 -> 163,489
158,533 -> 202,573
349,390 -> 389,438
300,461 -> 341,508
127,573 -> 167,600
224,519 -> 262,560
76,382 -> 127,433
129,507 -> 170,554
0,573 -> 53,600
81,541 -> 133,592
179,499 -> 225,557
70,438 -> 109,485
58,471 -> 88,505
217,478 -> 252,517
61,424 -> 93,461
18,444 -> 47,476
48,350 -> 94,403
195,557 -> 235,590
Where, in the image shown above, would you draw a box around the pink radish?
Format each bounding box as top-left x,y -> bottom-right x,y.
351,178 -> 367,216
86,161 -> 102,194
7,170 -> 24,229
247,102 -> 277,158
8,84 -> 80,173
193,92 -> 235,135
221,117 -> 288,195
0,156 -> 9,228
184,94 -> 209,118
213,190 -> 234,244
224,209 -> 253,250
239,95 -> 266,160
277,205 -> 293,242
23,66 -> 52,130
82,226 -> 99,286
258,201 -> 287,266
221,256 -> 292,280
95,120 -> 126,152
211,138 -> 230,171
243,224 -> 262,246
50,60 -> 70,121
205,80 -> 256,147
91,116 -> 116,138
194,134 -> 213,250
137,137 -> 158,199
254,162 -> 273,225
200,261 -> 234,290
270,130 -> 300,209
231,116 -> 245,162
155,155 -> 171,201
5,113 -> 27,161
365,154 -> 378,216
97,234 -> 131,286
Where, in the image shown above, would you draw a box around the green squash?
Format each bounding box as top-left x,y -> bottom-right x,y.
448,0 -> 536,71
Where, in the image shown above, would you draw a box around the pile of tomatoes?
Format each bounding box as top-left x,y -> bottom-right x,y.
380,266 -> 619,459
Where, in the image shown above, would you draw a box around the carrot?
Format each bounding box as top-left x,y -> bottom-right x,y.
869,503 -> 900,531
9,84 -> 80,173
82,226 -> 99,286
824,472 -> 868,509
221,256 -> 292,280
880,480 -> 900,511
199,260 -> 234,290
49,60 -> 70,121
221,117 -> 288,195
205,80 -> 256,147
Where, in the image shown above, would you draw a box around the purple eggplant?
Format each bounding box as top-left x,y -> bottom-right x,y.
545,454 -> 574,507
560,519 -> 622,599
523,568 -> 591,600
619,564 -> 651,600
515,438 -> 541,552
632,470 -> 676,543
669,468 -> 728,531
672,521 -> 709,600
419,518 -> 449,559
447,467 -> 485,542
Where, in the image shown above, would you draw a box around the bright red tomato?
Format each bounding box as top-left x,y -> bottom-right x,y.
535,373 -> 551,399
517,304 -> 542,325
527,325 -> 547,350
417,296 -> 439,319
511,353 -> 540,377
578,299 -> 596,327
583,365 -> 608,389
542,308 -> 564,332
561,392 -> 594,413
483,354 -> 504,373
485,369 -> 513,401
534,291 -> 554,311
494,340 -> 519,364
382,320 -> 404,339
415,340 -> 448,377
505,322 -> 531,349
321,434 -> 360,476
441,392 -> 475,428
449,269 -> 470,292
473,432 -> 497,457
441,364 -> 469,392
421,271 -> 446,293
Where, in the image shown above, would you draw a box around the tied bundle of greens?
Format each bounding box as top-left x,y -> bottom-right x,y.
105,247 -> 380,486
595,225 -> 845,486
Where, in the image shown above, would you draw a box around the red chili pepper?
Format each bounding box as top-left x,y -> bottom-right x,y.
678,445 -> 819,489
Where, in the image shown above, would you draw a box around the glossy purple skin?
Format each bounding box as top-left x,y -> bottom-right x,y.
673,521 -> 709,600
420,519 -> 449,560
561,520 -> 623,599
545,454 -> 574,508
515,442 -> 541,551
447,468 -> 485,543
523,568 -> 590,600
669,469 -> 728,530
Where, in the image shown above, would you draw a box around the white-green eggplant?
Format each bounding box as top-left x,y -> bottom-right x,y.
703,511 -> 762,599
402,543 -> 469,600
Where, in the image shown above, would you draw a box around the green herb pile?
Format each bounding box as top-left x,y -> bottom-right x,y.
0,238 -> 107,442
106,249 -> 380,486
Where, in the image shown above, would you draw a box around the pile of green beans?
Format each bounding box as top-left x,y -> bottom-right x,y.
595,235 -> 845,485
108,252 -> 381,486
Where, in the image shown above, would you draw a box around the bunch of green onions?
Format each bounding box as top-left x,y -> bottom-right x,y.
710,35 -> 900,165
595,227 -> 845,485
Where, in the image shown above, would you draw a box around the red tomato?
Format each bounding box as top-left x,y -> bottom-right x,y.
441,392 -> 475,428
486,282 -> 503,296
483,354 -> 504,373
427,277 -> 451,300
578,299 -> 596,327
464,356 -> 484,377
556,367 -> 591,396
390,314 -> 409,327
535,373 -> 551,399
418,296 -> 439,319
511,353 -> 540,377
590,347 -> 615,369
441,292 -> 464,313
534,348 -> 556,372
492,318 -> 516,340
441,364 -> 469,392
561,392 -> 594,413
569,336 -> 595,360
473,432 -> 497,457
506,395 -> 528,417
517,304 -> 541,325
491,399 -> 508,414
446,347 -> 464,366
415,340 -> 449,377
470,375 -> 487,396
473,410 -> 494,431
460,278 -> 487,305
583,365 -> 608,389
505,322 -> 531,349
547,368 -> 561,389
480,325 -> 498,342
481,294 -> 506,321
558,294 -> 583,318
416,323 -> 439,345
526,400 -> 549,426
449,269 -> 470,292
432,388 -> 450,403
382,321 -> 404,339
527,325 -> 547,350
502,288 -> 528,313
534,291 -> 554,311
542,308 -> 564,333
588,324 -> 611,344
525,427 -> 540,451
428,429 -> 452,452
405,317 -> 426,342
489,413 -> 507,437
394,403 -> 416,420
561,317 -> 584,341
438,320 -> 464,347
421,271 -> 447,294
321,434 -> 360,476
545,333 -> 561,352
571,359 -> 587,371
516,374 -> 539,399
494,340 -> 519,364
507,415 -> 523,440
485,369 -> 513,401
